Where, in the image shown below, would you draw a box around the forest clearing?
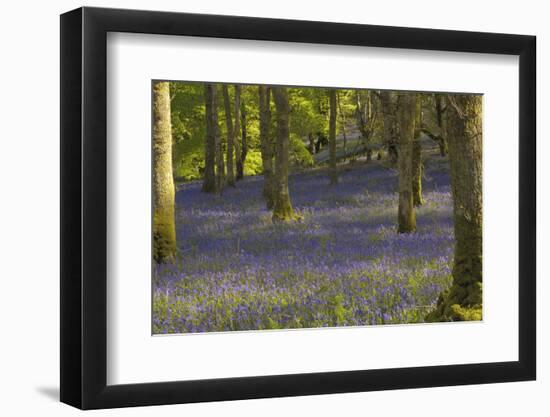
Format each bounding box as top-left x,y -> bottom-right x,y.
152,82 -> 482,334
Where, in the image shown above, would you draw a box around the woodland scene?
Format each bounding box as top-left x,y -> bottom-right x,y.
152,80 -> 482,334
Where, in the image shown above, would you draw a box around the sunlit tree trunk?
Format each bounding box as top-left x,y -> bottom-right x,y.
239,96 -> 248,180
396,92 -> 416,233
412,95 -> 423,206
202,83 -> 217,193
222,85 -> 235,187
152,81 -> 177,262
428,94 -> 483,322
259,86 -> 275,209
380,91 -> 398,165
272,87 -> 296,221
329,89 -> 338,185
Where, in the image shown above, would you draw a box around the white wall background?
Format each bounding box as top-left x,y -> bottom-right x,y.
0,0 -> 545,415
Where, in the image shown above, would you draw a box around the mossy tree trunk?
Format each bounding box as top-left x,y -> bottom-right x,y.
412,95 -> 423,206
380,90 -> 399,165
272,87 -> 297,222
222,84 -> 235,187
329,89 -> 338,185
427,94 -> 483,322
202,83 -> 217,193
259,85 -> 275,209
238,96 -> 247,180
213,85 -> 225,192
396,92 -> 416,233
152,81 -> 177,262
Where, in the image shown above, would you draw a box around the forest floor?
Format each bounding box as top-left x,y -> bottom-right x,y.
153,141 -> 454,333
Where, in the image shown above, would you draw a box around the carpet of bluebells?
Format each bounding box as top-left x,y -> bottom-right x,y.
153,151 -> 454,334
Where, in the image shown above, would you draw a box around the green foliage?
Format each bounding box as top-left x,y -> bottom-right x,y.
170,83 -> 206,181
290,133 -> 314,167
243,150 -> 263,176
168,82 -> 435,182
289,88 -> 328,138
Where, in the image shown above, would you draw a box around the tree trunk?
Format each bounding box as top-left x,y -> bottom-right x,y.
202,83 -> 217,193
232,85 -> 242,181
427,94 -> 483,322
435,94 -> 448,156
214,85 -> 225,192
259,86 -> 275,209
239,98 -> 248,180
337,92 -> 347,153
396,93 -> 416,233
222,85 -> 235,186
152,81 -> 177,262
308,132 -> 315,154
272,87 -> 296,221
329,89 -> 338,185
234,86 -> 243,181
412,95 -> 423,206
356,91 -> 374,163
380,91 -> 399,165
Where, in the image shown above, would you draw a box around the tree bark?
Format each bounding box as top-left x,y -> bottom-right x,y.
238,97 -> 248,180
396,92 -> 416,233
213,85 -> 225,192
259,85 -> 275,209
428,94 -> 483,322
356,90 -> 374,162
435,93 -> 448,156
222,85 -> 235,186
234,86 -> 243,181
202,84 -> 217,193
329,89 -> 338,185
412,95 -> 423,206
337,92 -> 347,153
271,87 -> 296,221
380,91 -> 399,165
308,132 -> 315,155
152,81 -> 177,262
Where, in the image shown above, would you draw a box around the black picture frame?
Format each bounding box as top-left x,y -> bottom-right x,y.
60,6 -> 536,410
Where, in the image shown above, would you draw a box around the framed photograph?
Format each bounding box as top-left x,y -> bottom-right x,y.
60,6 -> 536,409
